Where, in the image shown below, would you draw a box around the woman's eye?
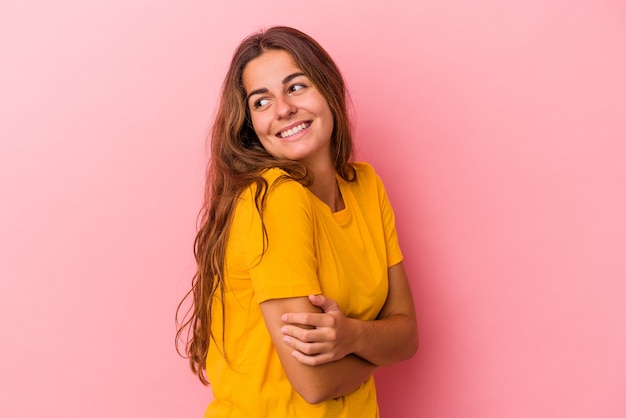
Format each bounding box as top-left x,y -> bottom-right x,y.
252,98 -> 270,109
289,83 -> 306,93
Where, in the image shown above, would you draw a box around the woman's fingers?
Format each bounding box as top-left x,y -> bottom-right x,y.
282,337 -> 337,366
290,349 -> 335,366
282,331 -> 344,365
279,294 -> 352,365
281,312 -> 335,329
280,324 -> 335,343
307,294 -> 340,312
283,336 -> 327,355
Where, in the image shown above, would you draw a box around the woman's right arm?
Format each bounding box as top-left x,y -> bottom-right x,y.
260,296 -> 377,404
242,174 -> 375,403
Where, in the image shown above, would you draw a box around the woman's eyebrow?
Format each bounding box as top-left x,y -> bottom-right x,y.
282,72 -> 305,84
246,88 -> 268,102
246,72 -> 306,102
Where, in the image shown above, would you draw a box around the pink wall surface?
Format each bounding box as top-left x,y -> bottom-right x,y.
1,1 -> 624,417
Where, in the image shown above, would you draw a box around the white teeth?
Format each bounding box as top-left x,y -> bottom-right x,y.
279,122 -> 309,138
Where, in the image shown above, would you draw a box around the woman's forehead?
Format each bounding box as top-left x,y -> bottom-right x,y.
242,50 -> 303,91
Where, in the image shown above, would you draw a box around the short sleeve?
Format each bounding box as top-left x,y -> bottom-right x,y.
238,171 -> 321,303
375,170 -> 404,267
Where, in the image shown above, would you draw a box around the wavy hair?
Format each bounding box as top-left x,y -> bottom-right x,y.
175,26 -> 356,385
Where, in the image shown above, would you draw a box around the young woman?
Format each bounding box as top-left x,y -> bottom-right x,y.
177,26 -> 418,417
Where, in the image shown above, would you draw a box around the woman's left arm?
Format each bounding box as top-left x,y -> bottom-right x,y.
281,261 -> 418,367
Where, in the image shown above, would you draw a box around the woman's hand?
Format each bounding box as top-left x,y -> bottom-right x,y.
280,294 -> 359,366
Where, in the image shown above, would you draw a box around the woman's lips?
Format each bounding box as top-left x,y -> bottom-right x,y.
277,121 -> 312,138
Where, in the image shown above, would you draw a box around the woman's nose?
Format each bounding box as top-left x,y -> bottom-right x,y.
275,95 -> 297,119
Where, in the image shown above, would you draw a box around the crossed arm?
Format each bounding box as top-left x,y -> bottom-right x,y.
259,261 -> 418,404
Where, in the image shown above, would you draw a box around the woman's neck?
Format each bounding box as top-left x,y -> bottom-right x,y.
307,166 -> 345,212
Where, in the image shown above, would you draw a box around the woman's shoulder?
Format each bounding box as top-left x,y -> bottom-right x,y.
260,167 -> 306,190
235,168 -> 310,218
350,162 -> 382,184
252,167 -> 309,202
348,162 -> 392,199
351,161 -> 376,176
260,166 -> 293,183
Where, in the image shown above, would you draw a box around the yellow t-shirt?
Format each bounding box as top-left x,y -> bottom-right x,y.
205,162 -> 403,417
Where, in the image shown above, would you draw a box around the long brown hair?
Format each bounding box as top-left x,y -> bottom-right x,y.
175,26 -> 356,385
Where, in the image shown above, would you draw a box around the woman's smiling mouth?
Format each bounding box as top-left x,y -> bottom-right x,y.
277,121 -> 312,138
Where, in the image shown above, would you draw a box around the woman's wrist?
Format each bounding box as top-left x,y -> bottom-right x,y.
348,317 -> 371,359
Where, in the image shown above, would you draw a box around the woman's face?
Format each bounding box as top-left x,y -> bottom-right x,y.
242,49 -> 334,169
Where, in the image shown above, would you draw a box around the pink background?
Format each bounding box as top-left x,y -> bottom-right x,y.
1,1 -> 625,417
